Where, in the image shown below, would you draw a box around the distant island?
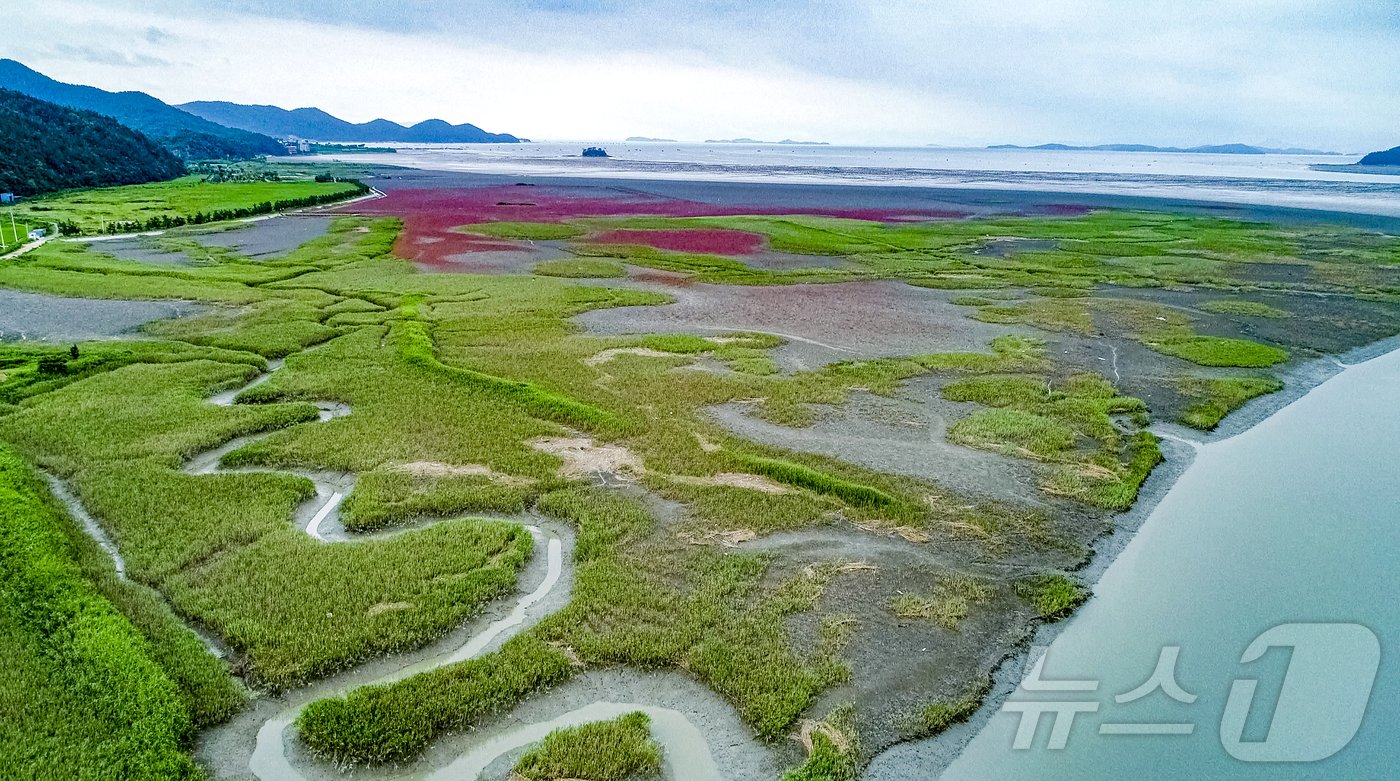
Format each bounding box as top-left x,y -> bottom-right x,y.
989,142 -> 1337,155
704,138 -> 831,145
581,147 -> 609,158
625,136 -> 678,143
1358,145 -> 1400,166
178,100 -> 520,144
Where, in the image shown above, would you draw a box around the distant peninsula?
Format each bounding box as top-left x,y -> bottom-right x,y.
704,138 -> 831,145
625,136 -> 678,143
1358,145 -> 1400,166
178,100 -> 520,144
989,142 -> 1337,155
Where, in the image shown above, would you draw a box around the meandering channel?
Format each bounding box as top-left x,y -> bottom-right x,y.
63,336 -> 1393,780
72,347 -> 767,780
243,524 -> 566,781
190,356 -> 356,541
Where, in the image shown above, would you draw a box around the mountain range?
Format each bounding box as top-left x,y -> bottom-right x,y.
988,142 -> 1337,155
0,88 -> 185,197
0,59 -> 283,159
177,101 -> 520,144
1358,145 -> 1400,166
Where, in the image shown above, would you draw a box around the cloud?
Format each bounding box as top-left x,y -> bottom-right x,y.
143,26 -> 176,45
4,0 -> 1398,149
46,43 -> 170,68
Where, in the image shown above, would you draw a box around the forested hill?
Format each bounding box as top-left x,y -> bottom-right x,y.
0,89 -> 185,196
0,59 -> 284,160
1359,146 -> 1400,166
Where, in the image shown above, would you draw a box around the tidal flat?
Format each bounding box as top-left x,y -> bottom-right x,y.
2,168 -> 1398,780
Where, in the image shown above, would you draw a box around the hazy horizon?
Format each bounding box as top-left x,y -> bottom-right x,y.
4,0 -> 1397,151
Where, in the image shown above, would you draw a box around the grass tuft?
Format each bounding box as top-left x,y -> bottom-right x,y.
1177,375 -> 1284,430
1014,573 -> 1089,620
918,677 -> 991,736
396,317 -> 631,435
1147,336 -> 1289,368
297,634 -> 574,764
1198,299 -> 1292,318
890,574 -> 993,630
513,711 -> 663,781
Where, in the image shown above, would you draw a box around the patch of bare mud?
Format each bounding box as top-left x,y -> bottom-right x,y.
90,236 -> 195,265
693,432 -> 722,452
530,436 -> 646,481
0,289 -> 205,342
435,247 -> 570,274
529,436 -> 792,499
707,381 -> 1051,509
739,526 -> 1049,758
393,461 -> 530,485
576,280 -> 1026,370
189,217 -> 331,258
741,251 -> 858,271
680,528 -> 759,547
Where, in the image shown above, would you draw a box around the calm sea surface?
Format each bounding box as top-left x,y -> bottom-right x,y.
321,142 -> 1400,217
926,347 -> 1400,780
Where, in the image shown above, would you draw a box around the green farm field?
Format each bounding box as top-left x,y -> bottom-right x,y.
0,214 -> 38,252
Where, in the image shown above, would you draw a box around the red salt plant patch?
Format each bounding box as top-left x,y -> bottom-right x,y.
333,184 -> 977,269
592,229 -> 765,256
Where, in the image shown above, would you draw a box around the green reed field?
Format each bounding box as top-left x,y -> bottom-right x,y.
2,192 -> 1398,780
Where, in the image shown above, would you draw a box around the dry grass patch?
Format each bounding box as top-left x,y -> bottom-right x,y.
680,528 -> 759,547
891,574 -> 993,630
530,436 -> 646,480
393,460 -> 530,485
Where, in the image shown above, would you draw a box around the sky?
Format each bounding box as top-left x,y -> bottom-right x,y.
4,0 -> 1398,150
